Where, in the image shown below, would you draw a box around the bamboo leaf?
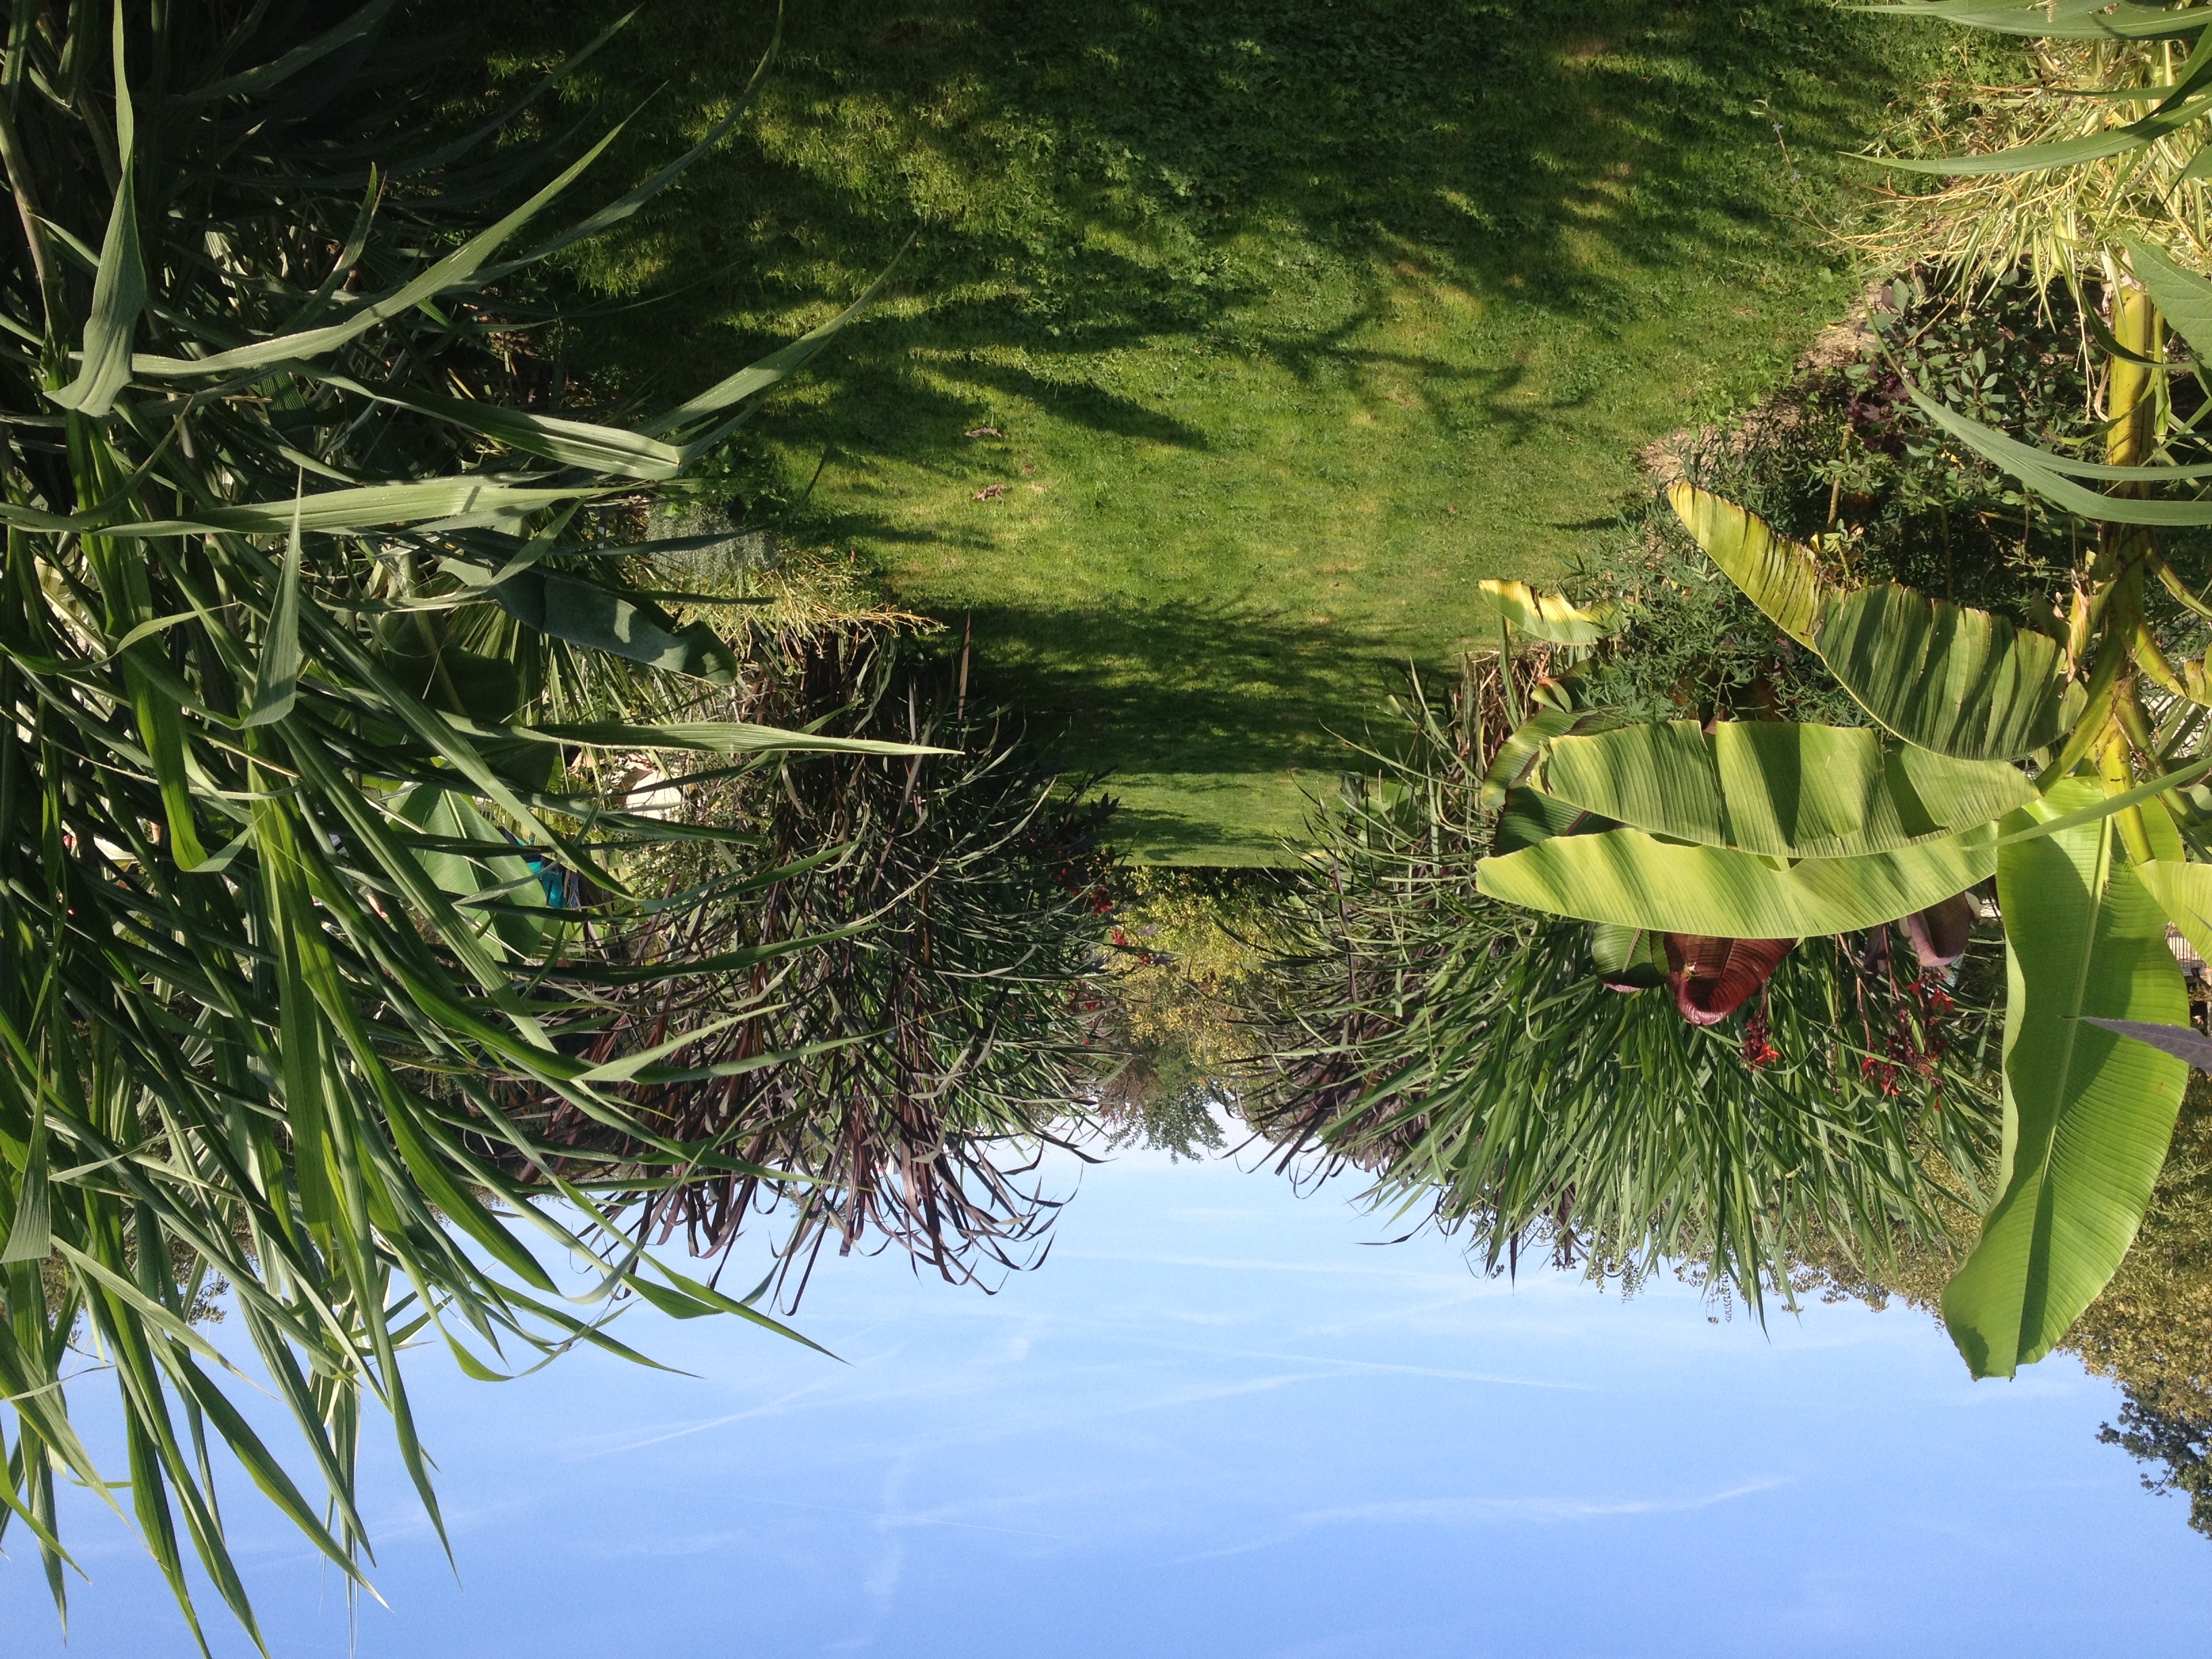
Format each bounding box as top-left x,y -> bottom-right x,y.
178,0 -> 402,102
0,1104 -> 49,1264
645,258 -> 903,441
0,477 -> 600,539
241,491 -> 304,726
450,562 -> 739,684
129,123 -> 628,380
45,3 -> 142,417
1870,98 -> 2209,176
1907,384 -> 2212,525
1941,780 -> 2190,1378
1857,0 -> 2212,41
304,368 -> 687,479
523,718 -> 949,757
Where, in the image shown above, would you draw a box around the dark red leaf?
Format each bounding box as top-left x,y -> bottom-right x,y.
1662,934 -> 1795,1026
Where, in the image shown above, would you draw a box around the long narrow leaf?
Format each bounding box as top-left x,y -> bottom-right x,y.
1941,780 -> 2190,1378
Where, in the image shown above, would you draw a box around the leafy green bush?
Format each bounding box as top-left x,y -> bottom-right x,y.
1089,867 -> 1284,1160
1578,268 -> 2178,724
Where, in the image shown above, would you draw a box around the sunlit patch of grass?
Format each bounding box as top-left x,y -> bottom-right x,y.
493,0 -> 1949,858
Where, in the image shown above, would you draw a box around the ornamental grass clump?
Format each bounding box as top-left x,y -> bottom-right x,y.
513,636 -> 1124,1310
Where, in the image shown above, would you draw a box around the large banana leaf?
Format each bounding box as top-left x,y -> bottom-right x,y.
2137,858 -> 2212,964
1479,705 -> 1618,808
1494,785 -> 1615,853
1814,586 -> 2068,761
1667,485 -> 2070,756
1665,482 -> 1829,647
1475,823 -> 1995,937
2083,1016 -> 2212,1073
1472,579 -> 1620,644
1940,781 -> 2190,1378
1534,720 -> 2036,857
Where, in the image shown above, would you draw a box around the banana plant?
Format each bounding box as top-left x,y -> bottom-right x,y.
1477,478 -> 2207,1380
0,2 -> 928,1645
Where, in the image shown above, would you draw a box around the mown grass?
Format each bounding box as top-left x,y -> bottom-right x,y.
485,0 -> 1938,859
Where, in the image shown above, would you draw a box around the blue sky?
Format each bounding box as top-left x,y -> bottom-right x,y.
9,1142 -> 2211,1657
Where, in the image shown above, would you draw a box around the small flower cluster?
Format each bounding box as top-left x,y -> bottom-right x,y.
1108,925 -> 1171,967
1053,861 -> 1115,916
1741,1006 -> 1780,1071
1860,975 -> 1954,1099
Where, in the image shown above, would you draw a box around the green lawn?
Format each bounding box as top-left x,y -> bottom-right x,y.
493,0 -> 1933,859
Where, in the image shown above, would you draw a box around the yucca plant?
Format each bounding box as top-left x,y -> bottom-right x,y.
1858,5 -> 2212,299
1246,665 -> 2002,1307
0,1 -> 925,1645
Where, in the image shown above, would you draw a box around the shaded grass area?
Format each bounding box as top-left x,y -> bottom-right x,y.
484,0 -> 1935,858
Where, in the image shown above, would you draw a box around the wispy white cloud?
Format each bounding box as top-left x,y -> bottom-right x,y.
1153,1342 -> 1592,1392
1056,1248 -> 1481,1285
558,1376 -> 845,1460
578,1490 -> 1071,1557
1298,1477 -> 1787,1525
863,1536 -> 904,1602
1182,1477 -> 1788,1561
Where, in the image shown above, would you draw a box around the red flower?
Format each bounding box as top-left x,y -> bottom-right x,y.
1741,1008 -> 1780,1071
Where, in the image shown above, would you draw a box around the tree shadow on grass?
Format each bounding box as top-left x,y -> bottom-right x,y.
943,597 -> 1439,779
470,0 -> 1917,821
512,0 -> 1913,432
